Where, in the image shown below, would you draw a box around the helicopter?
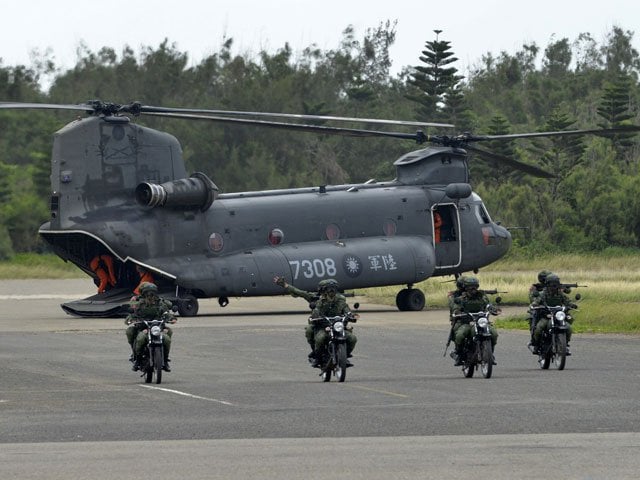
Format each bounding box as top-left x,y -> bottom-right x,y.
1,100 -> 637,317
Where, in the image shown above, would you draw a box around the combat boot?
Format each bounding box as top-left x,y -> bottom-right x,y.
450,349 -> 463,366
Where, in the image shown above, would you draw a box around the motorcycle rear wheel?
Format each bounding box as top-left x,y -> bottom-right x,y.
553,333 -> 567,370
480,339 -> 493,379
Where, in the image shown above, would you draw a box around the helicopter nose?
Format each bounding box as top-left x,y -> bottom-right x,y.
481,223 -> 511,261
493,223 -> 512,257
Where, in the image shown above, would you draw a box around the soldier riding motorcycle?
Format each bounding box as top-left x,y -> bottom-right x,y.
529,274 -> 580,370
125,282 -> 177,381
445,276 -> 500,379
308,311 -> 358,382
274,276 -> 358,372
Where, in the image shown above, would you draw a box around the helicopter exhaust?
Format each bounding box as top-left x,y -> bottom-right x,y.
135,172 -> 218,211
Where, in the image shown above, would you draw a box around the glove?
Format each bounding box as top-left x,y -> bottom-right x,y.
273,276 -> 286,287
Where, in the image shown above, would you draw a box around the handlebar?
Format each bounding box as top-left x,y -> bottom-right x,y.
309,314 -> 356,326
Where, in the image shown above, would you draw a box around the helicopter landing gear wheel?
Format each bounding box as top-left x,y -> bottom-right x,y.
177,294 -> 199,317
395,288 -> 425,311
218,296 -> 229,307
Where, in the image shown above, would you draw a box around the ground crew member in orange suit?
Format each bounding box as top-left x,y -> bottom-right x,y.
90,254 -> 117,293
133,265 -> 155,295
433,210 -> 443,243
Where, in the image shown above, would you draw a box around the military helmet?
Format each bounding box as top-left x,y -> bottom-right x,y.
463,276 -> 480,289
455,275 -> 467,289
545,274 -> 561,287
538,270 -> 552,283
317,279 -> 330,293
323,278 -> 339,293
139,282 -> 158,295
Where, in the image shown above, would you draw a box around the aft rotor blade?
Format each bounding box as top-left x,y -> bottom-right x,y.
144,111 -> 428,142
465,145 -> 556,179
0,102 -> 94,112
139,105 -> 453,129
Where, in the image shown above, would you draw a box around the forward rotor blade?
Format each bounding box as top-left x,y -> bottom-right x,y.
139,105 -> 453,128
465,145 -> 556,179
144,111 -> 428,142
470,125 -> 640,142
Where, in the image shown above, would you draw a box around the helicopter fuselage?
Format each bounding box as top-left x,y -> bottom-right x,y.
38,115 -> 510,313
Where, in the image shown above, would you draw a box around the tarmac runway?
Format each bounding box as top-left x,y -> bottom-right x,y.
1,279 -> 639,479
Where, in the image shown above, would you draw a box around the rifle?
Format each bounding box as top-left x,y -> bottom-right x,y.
560,283 -> 587,289
443,321 -> 455,357
480,289 -> 508,295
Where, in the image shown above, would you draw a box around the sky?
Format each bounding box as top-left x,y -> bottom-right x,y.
1,0 -> 639,84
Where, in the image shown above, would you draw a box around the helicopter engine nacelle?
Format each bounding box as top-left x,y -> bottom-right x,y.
445,183 -> 472,199
135,172 -> 218,211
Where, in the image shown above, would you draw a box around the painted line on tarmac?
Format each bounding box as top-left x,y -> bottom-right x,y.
139,385 -> 236,406
346,384 -> 409,398
0,294 -> 88,300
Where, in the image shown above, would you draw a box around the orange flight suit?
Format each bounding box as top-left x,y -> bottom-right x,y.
90,254 -> 117,293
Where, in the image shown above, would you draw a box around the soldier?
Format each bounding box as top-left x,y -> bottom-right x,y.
531,273 -> 576,354
529,270 -> 552,303
447,275 -> 467,318
274,276 -> 358,367
125,282 -> 176,371
451,276 -> 500,366
527,270 -> 552,348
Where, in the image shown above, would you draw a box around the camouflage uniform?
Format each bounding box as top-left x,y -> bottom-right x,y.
280,279 -> 357,358
125,282 -> 175,370
447,276 -> 467,318
451,277 -> 499,360
528,270 -> 552,342
532,274 -> 575,346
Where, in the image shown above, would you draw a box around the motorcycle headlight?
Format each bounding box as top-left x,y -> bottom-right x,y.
477,317 -> 489,328
151,325 -> 162,336
333,322 -> 345,333
555,311 -> 566,322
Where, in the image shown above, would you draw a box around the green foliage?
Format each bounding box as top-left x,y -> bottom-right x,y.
1,24 -> 640,256
0,253 -> 82,279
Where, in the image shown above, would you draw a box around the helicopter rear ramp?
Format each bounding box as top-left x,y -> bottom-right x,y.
61,288 -> 133,317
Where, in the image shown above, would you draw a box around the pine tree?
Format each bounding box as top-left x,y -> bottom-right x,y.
528,109 -> 586,199
596,73 -> 637,164
407,30 -> 467,124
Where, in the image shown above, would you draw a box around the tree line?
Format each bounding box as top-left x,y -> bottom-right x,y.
0,22 -> 638,258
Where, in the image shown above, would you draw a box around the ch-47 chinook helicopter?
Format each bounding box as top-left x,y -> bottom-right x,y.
1,101 -> 637,317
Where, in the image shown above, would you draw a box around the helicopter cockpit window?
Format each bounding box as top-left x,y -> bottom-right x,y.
268,228 -> 284,245
208,232 -> 224,252
474,204 -> 491,224
325,224 -> 341,240
383,219 -> 397,236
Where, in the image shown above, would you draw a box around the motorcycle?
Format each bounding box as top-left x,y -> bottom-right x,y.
448,305 -> 498,379
133,316 -> 173,384
308,313 -> 357,382
529,295 -> 579,370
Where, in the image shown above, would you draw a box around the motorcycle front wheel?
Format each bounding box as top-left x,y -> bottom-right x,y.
335,343 -> 347,382
153,347 -> 163,384
480,339 -> 493,379
553,332 -> 567,370
539,338 -> 552,370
